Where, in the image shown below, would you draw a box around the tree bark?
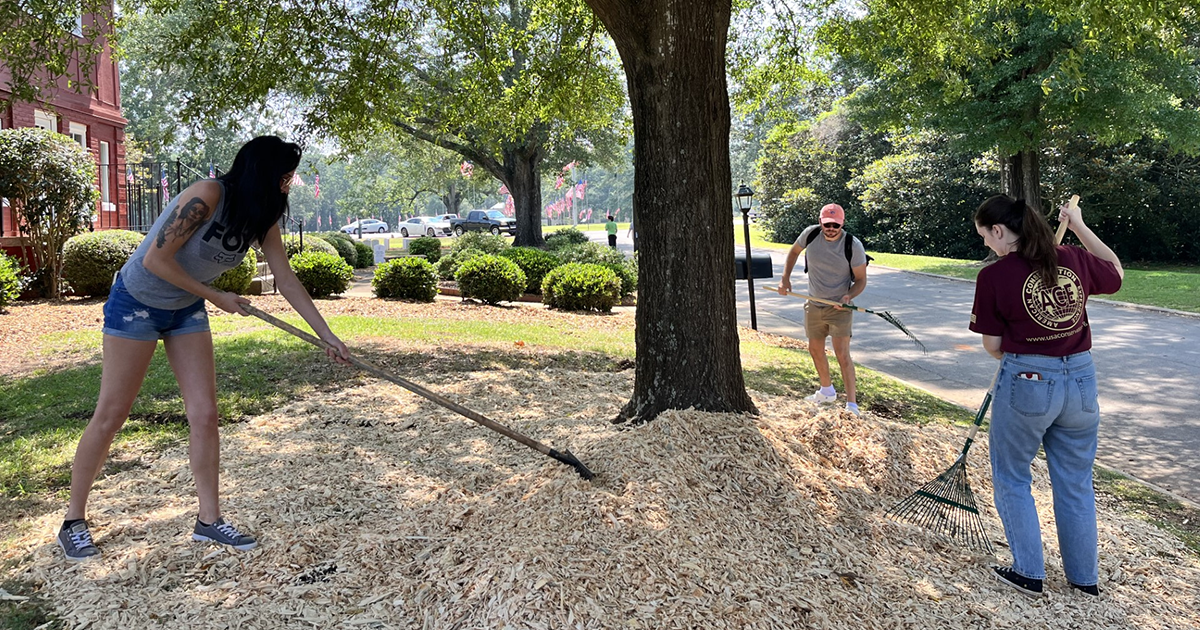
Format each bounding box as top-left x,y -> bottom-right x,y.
587,0 -> 757,423
502,145 -> 546,247
1000,148 -> 1043,212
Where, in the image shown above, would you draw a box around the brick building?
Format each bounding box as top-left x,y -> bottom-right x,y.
1,4 -> 128,255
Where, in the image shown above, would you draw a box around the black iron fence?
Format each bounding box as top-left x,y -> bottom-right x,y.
96,160 -> 218,233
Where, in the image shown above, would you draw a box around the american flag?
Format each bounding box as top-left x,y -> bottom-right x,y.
314,174 -> 320,198
160,168 -> 170,204
555,175 -> 564,190
290,172 -> 304,187
209,163 -> 215,179
317,214 -> 322,228
498,183 -> 509,196
125,167 -> 133,185
460,161 -> 473,178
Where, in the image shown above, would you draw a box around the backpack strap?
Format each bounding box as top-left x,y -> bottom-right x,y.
805,226 -> 871,276
802,225 -> 820,273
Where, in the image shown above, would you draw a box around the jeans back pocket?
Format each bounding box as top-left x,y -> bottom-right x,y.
1076,374 -> 1098,414
1009,374 -> 1055,417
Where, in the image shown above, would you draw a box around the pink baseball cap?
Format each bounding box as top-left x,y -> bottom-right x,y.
820,203 -> 845,225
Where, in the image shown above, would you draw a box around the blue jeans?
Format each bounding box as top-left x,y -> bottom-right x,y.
989,352 -> 1100,586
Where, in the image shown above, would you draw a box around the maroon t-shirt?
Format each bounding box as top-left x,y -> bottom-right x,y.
970,246 -> 1122,356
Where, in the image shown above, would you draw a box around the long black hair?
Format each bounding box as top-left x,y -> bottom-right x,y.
217,136 -> 302,245
974,194 -> 1058,287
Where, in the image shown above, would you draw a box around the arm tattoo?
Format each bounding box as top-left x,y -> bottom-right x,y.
155,197 -> 211,248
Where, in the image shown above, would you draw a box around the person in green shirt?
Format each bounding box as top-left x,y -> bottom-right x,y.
605,215 -> 619,248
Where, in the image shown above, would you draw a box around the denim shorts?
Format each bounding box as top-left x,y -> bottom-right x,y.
102,275 -> 210,341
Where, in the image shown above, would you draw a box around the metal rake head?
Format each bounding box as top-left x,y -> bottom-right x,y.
877,309 -> 927,353
885,457 -> 994,554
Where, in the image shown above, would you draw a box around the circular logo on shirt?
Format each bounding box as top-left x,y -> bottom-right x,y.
1022,268 -> 1084,331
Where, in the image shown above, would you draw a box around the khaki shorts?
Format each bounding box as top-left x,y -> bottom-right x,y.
804,302 -> 853,339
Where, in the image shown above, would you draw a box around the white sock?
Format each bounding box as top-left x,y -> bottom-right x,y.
820,386 -> 836,397
846,402 -> 860,412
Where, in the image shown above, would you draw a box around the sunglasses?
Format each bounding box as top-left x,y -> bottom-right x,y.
822,223 -> 842,229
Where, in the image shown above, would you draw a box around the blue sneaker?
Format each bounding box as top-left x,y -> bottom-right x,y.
192,517 -> 257,551
57,521 -> 100,561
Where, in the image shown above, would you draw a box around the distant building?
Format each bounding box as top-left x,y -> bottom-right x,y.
0,3 -> 128,255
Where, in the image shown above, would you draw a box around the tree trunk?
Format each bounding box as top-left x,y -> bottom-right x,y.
1000,147 -> 1043,212
588,0 -> 757,423
503,145 -> 545,247
441,182 -> 463,216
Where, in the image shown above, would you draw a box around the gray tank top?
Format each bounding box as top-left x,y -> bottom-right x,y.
120,180 -> 251,309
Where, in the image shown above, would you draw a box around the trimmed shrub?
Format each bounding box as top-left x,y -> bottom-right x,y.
436,247 -> 486,281
61,230 -> 144,297
499,247 -> 561,294
450,231 -> 508,255
353,241 -> 375,268
210,253 -> 257,294
373,257 -> 438,301
541,262 -> 622,312
455,254 -> 526,305
282,233 -> 338,259
408,236 -> 443,263
290,250 -> 353,298
0,252 -> 22,310
544,227 -> 590,250
556,241 -> 637,297
314,233 -> 358,267
0,127 -> 97,298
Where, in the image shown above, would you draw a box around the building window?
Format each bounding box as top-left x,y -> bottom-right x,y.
99,141 -> 112,209
34,109 -> 58,132
69,122 -> 88,149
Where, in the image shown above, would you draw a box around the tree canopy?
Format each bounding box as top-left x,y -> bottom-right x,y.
122,0 -> 629,245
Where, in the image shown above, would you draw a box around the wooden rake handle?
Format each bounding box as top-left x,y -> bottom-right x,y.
1054,194 -> 1078,245
240,304 -> 595,480
761,286 -> 857,311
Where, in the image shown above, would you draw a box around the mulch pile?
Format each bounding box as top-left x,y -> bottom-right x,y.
11,363 -> 1200,629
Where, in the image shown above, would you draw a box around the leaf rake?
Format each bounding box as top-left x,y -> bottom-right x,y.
765,287 -> 926,353
884,367 -> 999,554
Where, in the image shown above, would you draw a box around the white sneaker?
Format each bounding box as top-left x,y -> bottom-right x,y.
805,389 -> 837,403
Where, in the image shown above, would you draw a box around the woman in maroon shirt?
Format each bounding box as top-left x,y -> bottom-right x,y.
970,195 -> 1123,597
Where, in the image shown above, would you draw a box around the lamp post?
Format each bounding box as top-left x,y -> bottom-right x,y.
735,183 -> 757,330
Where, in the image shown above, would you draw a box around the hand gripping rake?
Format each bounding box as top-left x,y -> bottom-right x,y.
884,195 -> 1077,554
242,304 -> 595,480
764,286 -> 926,353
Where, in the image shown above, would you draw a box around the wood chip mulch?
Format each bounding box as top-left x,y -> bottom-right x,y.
4,296 -> 1199,628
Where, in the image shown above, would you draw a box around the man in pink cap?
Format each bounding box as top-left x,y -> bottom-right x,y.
778,203 -> 869,416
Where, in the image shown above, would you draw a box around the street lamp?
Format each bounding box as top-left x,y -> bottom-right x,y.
735,183 -> 757,330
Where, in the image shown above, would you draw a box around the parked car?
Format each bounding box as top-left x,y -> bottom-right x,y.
340,219 -> 389,234
437,214 -> 459,222
447,210 -> 517,236
398,216 -> 451,238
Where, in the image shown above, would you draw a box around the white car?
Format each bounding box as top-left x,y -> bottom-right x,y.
341,219 -> 389,234
398,216 -> 451,238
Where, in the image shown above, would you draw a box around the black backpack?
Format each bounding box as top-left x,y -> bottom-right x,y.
803,225 -> 873,274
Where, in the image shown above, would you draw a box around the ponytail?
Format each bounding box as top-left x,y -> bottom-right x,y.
974,194 -> 1058,286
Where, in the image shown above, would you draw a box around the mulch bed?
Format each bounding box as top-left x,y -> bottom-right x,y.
3,297 -> 1199,628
